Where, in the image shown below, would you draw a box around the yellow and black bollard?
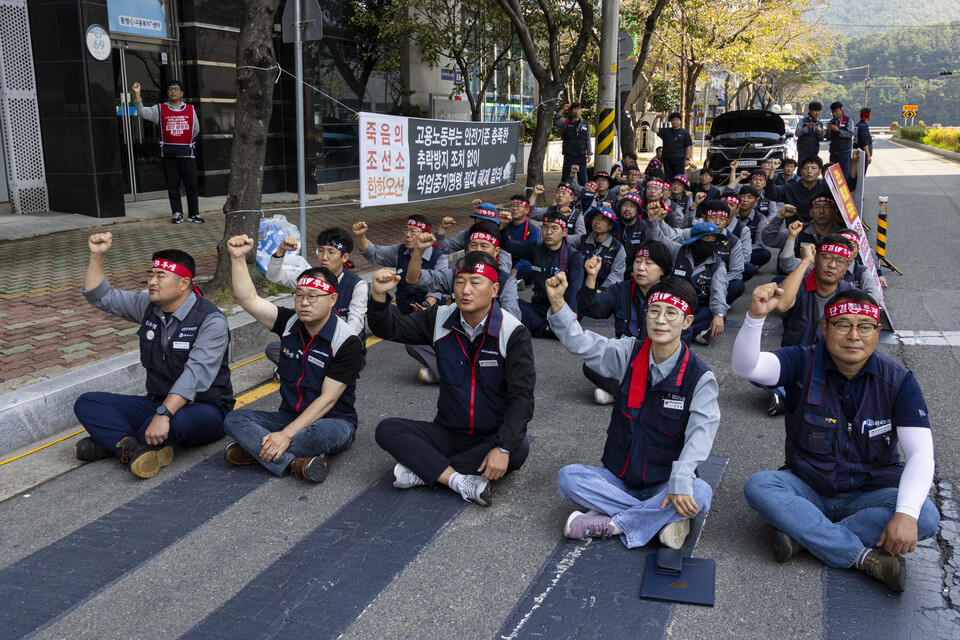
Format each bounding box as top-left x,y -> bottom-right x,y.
876,196 -> 903,275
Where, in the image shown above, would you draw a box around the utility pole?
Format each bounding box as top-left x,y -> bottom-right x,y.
595,0 -> 620,173
862,63 -> 870,108
294,0 -> 306,258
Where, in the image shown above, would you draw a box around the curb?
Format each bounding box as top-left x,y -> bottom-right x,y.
0,297 -> 289,457
891,137 -> 960,163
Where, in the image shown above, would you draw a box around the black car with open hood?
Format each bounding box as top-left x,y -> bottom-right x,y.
704,110 -> 794,177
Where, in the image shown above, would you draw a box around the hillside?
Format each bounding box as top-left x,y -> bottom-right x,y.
813,0 -> 960,36
808,21 -> 960,126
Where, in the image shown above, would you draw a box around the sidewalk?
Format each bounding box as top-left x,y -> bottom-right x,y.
0,179 -> 539,393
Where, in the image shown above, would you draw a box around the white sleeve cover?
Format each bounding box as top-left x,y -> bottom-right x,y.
730,314 -> 782,386
895,427 -> 935,519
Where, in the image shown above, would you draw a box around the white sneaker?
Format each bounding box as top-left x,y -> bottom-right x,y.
658,519 -> 691,549
418,366 -> 438,384
455,474 -> 491,506
593,388 -> 615,405
393,463 -> 427,489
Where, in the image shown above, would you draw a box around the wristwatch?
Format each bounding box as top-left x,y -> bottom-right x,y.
155,405 -> 173,418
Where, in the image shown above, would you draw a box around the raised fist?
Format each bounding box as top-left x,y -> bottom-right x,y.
778,204 -> 797,219
800,243 -> 816,262
533,185 -> 545,196
88,232 -> 113,254
584,255 -> 602,276
694,191 -> 707,205
278,236 -> 299,253
415,232 -> 436,251
352,221 -> 368,237
441,216 -> 456,230
371,268 -> 401,296
749,282 -> 784,320
787,220 -> 803,239
227,234 -> 255,258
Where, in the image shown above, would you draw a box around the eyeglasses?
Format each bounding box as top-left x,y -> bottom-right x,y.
403,228 -> 422,236
827,320 -> 880,337
818,254 -> 851,267
315,247 -> 343,258
293,291 -> 333,303
646,305 -> 683,322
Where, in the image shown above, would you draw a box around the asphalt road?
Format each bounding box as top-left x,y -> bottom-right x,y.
1,138 -> 959,639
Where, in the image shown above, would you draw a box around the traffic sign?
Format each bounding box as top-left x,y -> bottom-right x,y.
902,110 -> 918,118
902,104 -> 918,118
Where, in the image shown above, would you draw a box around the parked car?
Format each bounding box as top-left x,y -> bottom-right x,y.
780,114 -> 800,161
704,110 -> 795,178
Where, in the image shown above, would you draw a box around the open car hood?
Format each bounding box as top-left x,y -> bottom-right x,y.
710,110 -> 785,138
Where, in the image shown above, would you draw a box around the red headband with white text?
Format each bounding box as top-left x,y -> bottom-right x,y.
407,218 -> 431,232
457,262 -> 499,283
296,276 -> 335,294
825,300 -> 880,321
469,231 -> 499,247
818,242 -> 852,260
648,291 -> 691,315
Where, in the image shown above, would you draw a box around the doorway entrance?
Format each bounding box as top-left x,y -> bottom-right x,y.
113,43 -> 174,201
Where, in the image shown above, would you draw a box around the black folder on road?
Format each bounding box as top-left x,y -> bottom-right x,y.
639,553 -> 716,606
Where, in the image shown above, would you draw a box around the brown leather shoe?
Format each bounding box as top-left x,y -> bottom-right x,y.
289,454 -> 329,483
117,436 -> 173,479
224,442 -> 257,466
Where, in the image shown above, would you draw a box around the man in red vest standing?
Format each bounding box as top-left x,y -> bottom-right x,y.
133,80 -> 202,224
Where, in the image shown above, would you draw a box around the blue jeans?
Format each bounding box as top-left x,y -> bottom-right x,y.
558,464 -> 713,549
73,392 -> 226,450
223,409 -> 356,476
743,470 -> 940,568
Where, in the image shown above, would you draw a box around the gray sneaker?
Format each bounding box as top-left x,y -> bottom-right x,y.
393,463 -> 427,489
455,474 -> 491,506
171,212 -> 184,224
772,529 -> 803,562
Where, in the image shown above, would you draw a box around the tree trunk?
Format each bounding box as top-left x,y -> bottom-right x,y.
619,92 -> 635,154
211,0 -> 283,289
526,84 -> 561,189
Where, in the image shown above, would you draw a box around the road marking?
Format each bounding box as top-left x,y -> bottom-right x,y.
879,331 -> 960,346
887,139 -> 960,168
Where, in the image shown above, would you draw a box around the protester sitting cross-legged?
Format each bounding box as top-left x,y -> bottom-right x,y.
733,284 -> 940,592
221,235 -> 364,483
73,233 -> 234,479
577,240 -> 679,405
403,223 -> 521,383
434,201 -> 514,273
566,206 -> 627,291
370,252 -> 536,507
501,195 -> 541,287
547,273 -> 720,549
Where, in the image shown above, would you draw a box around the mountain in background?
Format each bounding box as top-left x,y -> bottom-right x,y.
813,0 -> 960,36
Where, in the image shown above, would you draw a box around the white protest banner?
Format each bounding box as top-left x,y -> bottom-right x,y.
360,112 -> 520,207
825,164 -> 895,330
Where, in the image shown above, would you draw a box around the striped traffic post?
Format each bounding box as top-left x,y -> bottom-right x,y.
596,107 -> 616,161
876,196 -> 903,275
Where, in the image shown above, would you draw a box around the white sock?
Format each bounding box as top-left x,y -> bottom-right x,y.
448,472 -> 464,494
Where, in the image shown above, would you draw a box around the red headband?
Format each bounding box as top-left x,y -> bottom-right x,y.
722,196 -> 740,205
557,185 -> 574,195
407,218 -> 431,232
627,168 -> 641,175
647,179 -> 670,190
704,209 -> 729,218
584,182 -> 598,191
296,276 -> 335,294
457,262 -> 498,283
841,231 -> 859,243
510,198 -> 529,208
825,301 -> 880,321
635,248 -> 650,259
811,196 -> 835,207
648,291 -> 691,315
152,258 -> 193,280
469,231 -> 499,247
818,243 -> 852,259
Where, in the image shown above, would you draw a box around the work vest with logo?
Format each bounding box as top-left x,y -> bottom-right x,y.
159,103 -> 195,158
394,245 -> 441,314
781,270 -> 855,347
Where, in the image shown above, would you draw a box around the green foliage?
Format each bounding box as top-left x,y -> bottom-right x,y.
810,21 -> 960,126
818,0 -> 960,37
649,78 -> 680,113
894,126 -> 927,142
923,127 -> 960,151
510,111 -> 560,144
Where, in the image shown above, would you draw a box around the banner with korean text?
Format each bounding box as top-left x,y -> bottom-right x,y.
825,164 -> 895,330
359,112 -> 520,207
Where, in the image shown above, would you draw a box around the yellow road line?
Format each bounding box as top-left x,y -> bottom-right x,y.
0,430 -> 86,466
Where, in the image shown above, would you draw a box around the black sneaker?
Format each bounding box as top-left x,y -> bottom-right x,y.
768,393 -> 786,416
116,436 -> 173,479
772,529 -> 803,562
188,213 -> 205,223
171,212 -> 184,224
290,454 -> 329,483
74,436 -> 112,462
860,549 -> 907,592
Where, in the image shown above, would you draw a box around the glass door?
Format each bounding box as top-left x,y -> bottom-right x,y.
113,43 -> 173,201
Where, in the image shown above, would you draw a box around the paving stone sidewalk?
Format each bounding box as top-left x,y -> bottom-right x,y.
0,182 -> 534,393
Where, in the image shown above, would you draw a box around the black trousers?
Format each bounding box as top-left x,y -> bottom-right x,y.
582,362 -> 618,395
662,159 -> 686,181
375,418 -> 530,484
162,155 -> 199,217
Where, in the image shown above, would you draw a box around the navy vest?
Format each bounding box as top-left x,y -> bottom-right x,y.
275,312 -> 359,423
781,270 -> 856,347
395,245 -> 441,313
673,250 -> 720,305
580,235 -> 624,286
431,301 -> 523,437
797,115 -> 821,157
783,342 -> 907,496
602,339 -> 710,489
731,211 -> 762,245
843,262 -> 871,290
615,220 -> 648,273
138,296 -> 234,408
529,240 -> 575,307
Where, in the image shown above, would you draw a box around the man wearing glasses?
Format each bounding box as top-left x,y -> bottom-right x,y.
545,273 -> 720,550
733,285 -> 939,592
132,79 -> 202,224
221,235 -> 364,483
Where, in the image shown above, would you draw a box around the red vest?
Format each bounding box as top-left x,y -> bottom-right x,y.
160,103 -> 195,157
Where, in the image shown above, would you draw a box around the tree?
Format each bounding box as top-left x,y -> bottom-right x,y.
619,0 -> 670,154
412,0 -> 520,121
211,0 -> 283,289
495,0 -> 595,188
